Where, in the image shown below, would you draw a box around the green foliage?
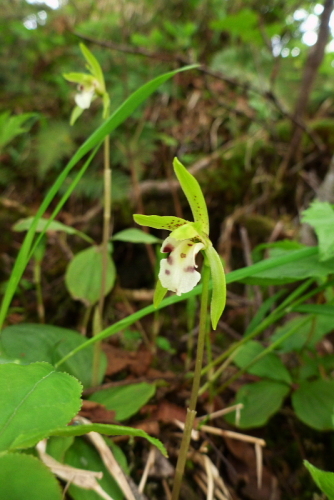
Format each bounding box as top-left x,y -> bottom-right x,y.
302,201 -> 334,261
0,324 -> 107,388
0,362 -> 82,452
13,216 -> 94,244
65,246 -> 116,306
304,461 -> 334,500
292,380 -> 334,431
0,111 -> 36,152
112,228 -> 161,244
89,383 -> 156,421
0,453 -> 62,500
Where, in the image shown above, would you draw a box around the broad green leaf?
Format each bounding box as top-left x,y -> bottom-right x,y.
0,362 -> 82,452
233,341 -> 292,384
304,460 -> 334,500
65,246 -> 116,306
50,422 -> 167,456
271,315 -> 332,353
80,43 -> 105,89
225,380 -> 290,428
173,158 -> 209,234
64,437 -> 124,500
302,201 -> 334,261
292,380 -> 334,430
46,436 -> 74,463
0,323 -> 107,388
205,246 -> 226,329
133,214 -> 188,231
0,65 -> 197,330
112,228 -> 161,244
13,216 -> 93,244
210,9 -> 262,45
89,383 -> 156,421
154,278 -> 168,307
0,453 -> 62,500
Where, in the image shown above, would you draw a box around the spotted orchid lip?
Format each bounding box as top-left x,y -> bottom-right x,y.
158,236 -> 204,296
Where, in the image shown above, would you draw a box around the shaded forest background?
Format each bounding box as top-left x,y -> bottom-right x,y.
2,0 -> 334,499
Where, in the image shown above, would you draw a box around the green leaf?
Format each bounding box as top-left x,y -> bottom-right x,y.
89,383 -> 156,421
50,422 -> 167,457
154,278 -> 168,307
80,43 -> 105,90
0,362 -> 82,452
225,380 -> 290,428
13,216 -> 93,244
294,304 -> 334,316
64,437 -> 124,500
0,111 -> 37,152
292,380 -> 334,430
133,214 -> 188,231
112,228 -> 161,244
302,201 -> 334,261
271,315 -> 332,353
234,341 -> 292,384
205,246 -> 226,329
65,246 -> 116,306
0,453 -> 62,500
304,460 -> 334,500
0,323 -> 107,389
242,245 -> 334,285
46,436 -> 74,463
173,158 -> 209,234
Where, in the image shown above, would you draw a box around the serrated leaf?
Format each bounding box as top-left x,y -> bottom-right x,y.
205,246 -> 226,329
0,323 -> 107,389
173,158 -> 209,234
133,214 -> 188,231
0,362 -> 82,452
89,383 -> 156,420
50,422 -> 167,457
304,460 -> 334,500
234,341 -> 292,384
302,201 -> 334,261
65,246 -> 116,306
0,453 -> 62,500
292,380 -> 334,430
112,228 -> 161,244
225,380 -> 290,428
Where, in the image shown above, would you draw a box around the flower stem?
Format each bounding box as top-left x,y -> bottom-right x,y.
171,261 -> 211,500
92,134 -> 111,386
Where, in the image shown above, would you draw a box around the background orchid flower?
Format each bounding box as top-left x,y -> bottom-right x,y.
134,157 -> 226,329
63,43 -> 110,125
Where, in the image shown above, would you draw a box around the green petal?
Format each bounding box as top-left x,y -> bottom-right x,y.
79,43 -> 105,91
63,72 -> 95,85
133,214 -> 188,231
173,157 -> 209,234
154,279 -> 168,307
205,246 -> 226,329
171,222 -> 202,240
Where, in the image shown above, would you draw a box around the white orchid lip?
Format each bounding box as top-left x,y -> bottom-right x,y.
75,85 -> 95,109
159,236 -> 204,296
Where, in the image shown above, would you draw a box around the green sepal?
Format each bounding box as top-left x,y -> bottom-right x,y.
63,72 -> 95,85
173,157 -> 209,234
79,43 -> 105,91
70,106 -> 84,126
133,214 -> 188,231
171,221 -> 202,240
205,245 -> 226,329
154,279 -> 168,308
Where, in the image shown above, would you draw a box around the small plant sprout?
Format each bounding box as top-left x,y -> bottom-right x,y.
134,157 -> 226,330
63,43 -> 110,125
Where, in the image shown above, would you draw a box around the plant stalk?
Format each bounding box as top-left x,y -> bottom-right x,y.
171,262 -> 211,500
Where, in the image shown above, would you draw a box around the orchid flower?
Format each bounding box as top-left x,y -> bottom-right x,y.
63,43 -> 110,125
134,158 -> 226,329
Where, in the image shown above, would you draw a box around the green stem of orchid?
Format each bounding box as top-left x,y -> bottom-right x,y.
171,261 -> 211,500
92,133 -> 111,386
